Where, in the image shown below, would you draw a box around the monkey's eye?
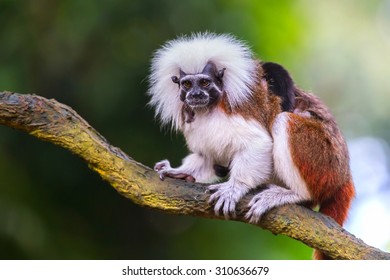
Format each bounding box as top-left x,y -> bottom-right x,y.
181,80 -> 192,89
199,79 -> 211,88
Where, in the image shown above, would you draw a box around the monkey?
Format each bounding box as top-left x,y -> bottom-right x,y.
148,33 -> 355,259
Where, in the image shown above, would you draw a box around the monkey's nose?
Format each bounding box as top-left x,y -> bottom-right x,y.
190,92 -> 205,99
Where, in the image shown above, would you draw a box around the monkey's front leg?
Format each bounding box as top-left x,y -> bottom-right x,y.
154,159 -> 196,182
209,142 -> 273,219
154,153 -> 219,183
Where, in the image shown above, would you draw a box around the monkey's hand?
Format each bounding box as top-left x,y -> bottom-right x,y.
208,181 -> 249,219
154,159 -> 195,182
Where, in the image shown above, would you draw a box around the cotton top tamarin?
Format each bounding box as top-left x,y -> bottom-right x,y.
148,33 -> 355,259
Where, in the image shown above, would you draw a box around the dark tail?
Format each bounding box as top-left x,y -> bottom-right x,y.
314,180 -> 355,260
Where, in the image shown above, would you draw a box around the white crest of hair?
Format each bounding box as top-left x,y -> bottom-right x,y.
148,32 -> 258,130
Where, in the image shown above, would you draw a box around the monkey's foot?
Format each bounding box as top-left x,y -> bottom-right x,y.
245,192 -> 270,224
208,182 -> 248,219
245,185 -> 302,224
154,160 -> 195,182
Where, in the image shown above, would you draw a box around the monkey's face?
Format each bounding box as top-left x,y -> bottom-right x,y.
172,61 -> 225,109
178,74 -> 221,108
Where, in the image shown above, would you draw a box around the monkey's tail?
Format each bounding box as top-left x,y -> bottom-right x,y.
313,180 -> 355,260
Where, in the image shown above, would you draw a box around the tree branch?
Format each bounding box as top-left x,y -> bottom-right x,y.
0,91 -> 389,260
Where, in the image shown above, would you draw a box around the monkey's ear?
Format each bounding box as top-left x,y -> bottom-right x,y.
202,62 -> 225,81
171,76 -> 180,84
201,61 -> 218,75
217,68 -> 226,80
179,69 -> 187,78
262,62 -> 295,112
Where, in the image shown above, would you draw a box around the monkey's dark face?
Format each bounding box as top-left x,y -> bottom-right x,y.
172,62 -> 225,109
178,74 -> 220,108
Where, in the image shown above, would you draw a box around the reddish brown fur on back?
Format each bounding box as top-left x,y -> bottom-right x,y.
218,61 -> 282,130
287,90 -> 351,204
287,90 -> 355,260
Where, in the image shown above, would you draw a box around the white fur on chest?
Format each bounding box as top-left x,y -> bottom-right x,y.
182,109 -> 271,167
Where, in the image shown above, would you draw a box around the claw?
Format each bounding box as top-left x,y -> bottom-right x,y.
245,191 -> 271,224
244,208 -> 260,224
208,184 -> 220,191
213,197 -> 224,216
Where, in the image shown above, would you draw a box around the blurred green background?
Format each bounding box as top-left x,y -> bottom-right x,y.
1,0 -> 390,259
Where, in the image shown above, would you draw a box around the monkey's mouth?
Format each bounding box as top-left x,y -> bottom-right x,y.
186,98 -> 209,108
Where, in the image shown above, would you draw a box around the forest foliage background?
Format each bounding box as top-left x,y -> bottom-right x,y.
1,0 -> 390,259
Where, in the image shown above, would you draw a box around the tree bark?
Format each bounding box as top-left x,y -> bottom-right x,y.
0,91 -> 389,260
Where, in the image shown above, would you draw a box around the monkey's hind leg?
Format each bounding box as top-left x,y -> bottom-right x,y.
245,112 -> 312,223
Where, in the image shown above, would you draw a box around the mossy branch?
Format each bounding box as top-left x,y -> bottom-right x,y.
0,91 -> 389,260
